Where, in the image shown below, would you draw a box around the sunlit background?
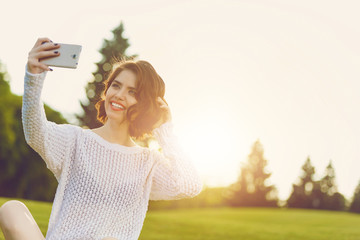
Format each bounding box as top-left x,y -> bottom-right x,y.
1,0 -> 360,201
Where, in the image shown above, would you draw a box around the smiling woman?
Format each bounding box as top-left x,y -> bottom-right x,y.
95,60 -> 169,140
0,38 -> 202,240
94,68 -> 138,142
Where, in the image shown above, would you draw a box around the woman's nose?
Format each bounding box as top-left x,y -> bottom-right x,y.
115,89 -> 126,99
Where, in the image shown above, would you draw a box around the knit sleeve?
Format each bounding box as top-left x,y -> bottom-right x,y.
22,67 -> 78,181
149,122 -> 203,200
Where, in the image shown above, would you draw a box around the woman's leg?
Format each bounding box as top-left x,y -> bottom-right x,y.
0,200 -> 45,240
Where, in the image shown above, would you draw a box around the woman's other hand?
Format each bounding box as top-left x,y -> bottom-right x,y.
27,37 -> 60,74
153,97 -> 172,129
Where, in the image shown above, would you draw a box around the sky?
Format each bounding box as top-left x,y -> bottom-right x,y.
1,0 -> 360,201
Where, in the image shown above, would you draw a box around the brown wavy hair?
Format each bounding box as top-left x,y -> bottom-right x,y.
95,60 -> 166,140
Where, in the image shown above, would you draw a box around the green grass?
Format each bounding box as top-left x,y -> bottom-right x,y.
1,197 -> 360,240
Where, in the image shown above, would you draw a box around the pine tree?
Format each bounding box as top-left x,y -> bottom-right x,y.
318,161 -> 345,211
225,140 -> 278,207
287,159 -> 345,211
320,161 -> 337,196
350,180 -> 360,213
287,157 -> 316,208
78,22 -> 137,128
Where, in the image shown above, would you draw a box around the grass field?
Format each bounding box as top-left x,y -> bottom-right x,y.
1,197 -> 360,240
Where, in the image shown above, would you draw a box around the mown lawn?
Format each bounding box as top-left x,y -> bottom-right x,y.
1,197 -> 360,240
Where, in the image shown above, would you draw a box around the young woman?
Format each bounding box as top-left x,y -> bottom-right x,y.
0,38 -> 202,240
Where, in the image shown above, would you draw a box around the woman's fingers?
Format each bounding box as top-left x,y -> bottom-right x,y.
28,38 -> 60,74
153,97 -> 172,129
30,42 -> 60,58
30,50 -> 60,60
33,37 -> 52,48
27,49 -> 59,73
37,42 -> 60,51
157,97 -> 172,121
157,97 -> 168,107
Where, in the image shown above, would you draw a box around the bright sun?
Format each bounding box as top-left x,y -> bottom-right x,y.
149,116 -> 247,188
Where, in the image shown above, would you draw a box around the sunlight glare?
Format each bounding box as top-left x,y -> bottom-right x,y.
174,117 -> 244,187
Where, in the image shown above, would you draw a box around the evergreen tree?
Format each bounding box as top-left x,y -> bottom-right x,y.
350,180 -> 360,213
78,22 -> 137,128
225,140 -> 278,207
287,157 -> 316,208
320,161 -> 337,196
287,159 -> 345,211
318,161 -> 345,210
309,180 -> 323,209
0,60 -> 67,201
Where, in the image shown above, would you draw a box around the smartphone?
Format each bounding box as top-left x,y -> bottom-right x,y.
41,43 -> 82,69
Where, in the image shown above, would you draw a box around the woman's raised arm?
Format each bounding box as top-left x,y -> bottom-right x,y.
22,38 -> 77,180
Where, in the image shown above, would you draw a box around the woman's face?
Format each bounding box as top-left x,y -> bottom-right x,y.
104,69 -> 138,124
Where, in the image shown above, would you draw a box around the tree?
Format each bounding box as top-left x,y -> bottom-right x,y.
287,157 -> 317,208
0,62 -> 16,185
320,161 -> 337,196
350,180 -> 360,213
225,140 -> 278,207
78,22 -> 137,128
287,158 -> 345,211
318,161 -> 345,211
0,61 -> 67,201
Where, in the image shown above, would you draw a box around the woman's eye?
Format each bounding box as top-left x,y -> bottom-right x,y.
112,83 -> 120,88
129,90 -> 136,95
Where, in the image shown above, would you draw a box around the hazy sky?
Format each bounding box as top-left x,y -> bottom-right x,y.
1,0 -> 360,200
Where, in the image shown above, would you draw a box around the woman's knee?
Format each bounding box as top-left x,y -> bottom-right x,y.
0,200 -> 29,230
0,200 -> 44,240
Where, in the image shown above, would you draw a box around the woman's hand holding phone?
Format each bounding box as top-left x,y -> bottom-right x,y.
27,38 -> 60,74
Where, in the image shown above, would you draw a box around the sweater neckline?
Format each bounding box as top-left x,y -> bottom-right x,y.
84,128 -> 146,153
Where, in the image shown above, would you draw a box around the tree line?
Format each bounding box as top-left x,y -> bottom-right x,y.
0,22 -> 359,214
224,140 -> 360,213
0,60 -> 67,201
148,140 -> 360,214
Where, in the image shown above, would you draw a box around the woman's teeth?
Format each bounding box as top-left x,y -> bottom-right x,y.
111,102 -> 125,110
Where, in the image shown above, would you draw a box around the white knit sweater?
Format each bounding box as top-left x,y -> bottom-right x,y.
22,69 -> 203,240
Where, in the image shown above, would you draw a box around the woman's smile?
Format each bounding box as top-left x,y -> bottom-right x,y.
110,101 -> 126,111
